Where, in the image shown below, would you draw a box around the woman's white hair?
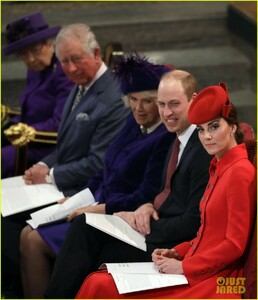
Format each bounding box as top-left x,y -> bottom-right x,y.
123,90 -> 158,107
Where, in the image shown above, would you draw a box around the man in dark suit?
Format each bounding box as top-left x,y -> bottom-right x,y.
1,23 -> 128,296
23,23 -> 129,196
45,70 -> 212,298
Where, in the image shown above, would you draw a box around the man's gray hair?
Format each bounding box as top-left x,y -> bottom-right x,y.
55,24 -> 100,58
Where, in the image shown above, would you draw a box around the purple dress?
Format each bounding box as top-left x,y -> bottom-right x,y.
37,114 -> 175,254
1,55 -> 74,178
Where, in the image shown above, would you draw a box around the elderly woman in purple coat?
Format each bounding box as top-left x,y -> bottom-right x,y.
19,54 -> 176,298
1,12 -> 74,178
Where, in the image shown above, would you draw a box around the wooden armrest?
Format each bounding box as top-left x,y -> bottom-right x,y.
13,130 -> 57,176
31,130 -> 58,144
1,104 -> 21,124
4,123 -> 57,147
4,122 -> 58,176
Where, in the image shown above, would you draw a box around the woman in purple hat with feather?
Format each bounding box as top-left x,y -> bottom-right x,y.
1,12 -> 74,178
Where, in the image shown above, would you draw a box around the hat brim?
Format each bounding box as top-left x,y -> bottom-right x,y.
3,25 -> 61,55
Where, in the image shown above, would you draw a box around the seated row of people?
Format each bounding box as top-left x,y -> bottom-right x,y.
2,15 -> 129,297
20,53 -> 176,298
43,69 -> 256,300
2,13 -> 256,300
76,81 -> 257,299
1,13 -> 172,297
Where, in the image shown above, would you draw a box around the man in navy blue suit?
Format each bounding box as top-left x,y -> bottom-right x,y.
23,23 -> 129,196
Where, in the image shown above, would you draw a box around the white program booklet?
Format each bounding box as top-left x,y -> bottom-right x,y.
1,176 -> 64,217
102,262 -> 188,294
85,213 -> 146,251
27,188 -> 97,229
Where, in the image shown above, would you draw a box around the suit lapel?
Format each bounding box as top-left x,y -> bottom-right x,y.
57,69 -> 111,141
57,86 -> 78,139
177,129 -> 199,168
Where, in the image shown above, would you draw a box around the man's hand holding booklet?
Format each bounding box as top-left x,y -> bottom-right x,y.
85,212 -> 146,251
1,175 -> 64,217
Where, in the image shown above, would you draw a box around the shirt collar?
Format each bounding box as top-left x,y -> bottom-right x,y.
177,124 -> 196,148
82,62 -> 108,92
140,119 -> 162,134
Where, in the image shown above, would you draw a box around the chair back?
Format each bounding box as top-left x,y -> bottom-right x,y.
240,123 -> 257,299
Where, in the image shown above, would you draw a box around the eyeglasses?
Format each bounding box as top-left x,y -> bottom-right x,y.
60,55 -> 85,66
18,43 -> 45,60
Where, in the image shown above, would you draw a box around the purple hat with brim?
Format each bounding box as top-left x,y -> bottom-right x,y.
3,12 -> 61,55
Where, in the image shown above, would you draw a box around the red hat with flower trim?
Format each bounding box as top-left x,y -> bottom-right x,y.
188,82 -> 231,125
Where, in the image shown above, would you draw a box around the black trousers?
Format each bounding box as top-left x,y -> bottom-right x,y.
45,214 -> 151,299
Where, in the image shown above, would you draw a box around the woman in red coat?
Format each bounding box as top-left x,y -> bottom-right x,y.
76,82 -> 256,299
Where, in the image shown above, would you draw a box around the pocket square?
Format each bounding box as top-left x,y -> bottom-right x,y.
76,112 -> 89,121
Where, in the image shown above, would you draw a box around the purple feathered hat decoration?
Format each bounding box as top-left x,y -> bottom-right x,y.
113,53 -> 173,95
